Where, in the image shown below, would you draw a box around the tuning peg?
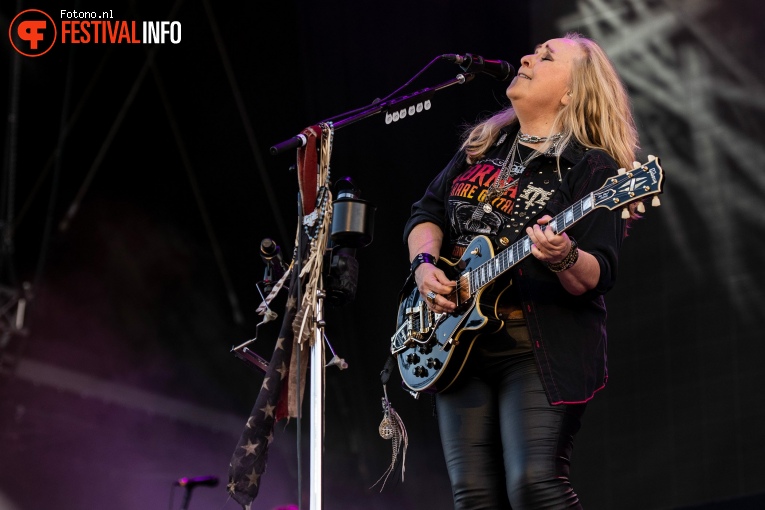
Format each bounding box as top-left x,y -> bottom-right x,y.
637,202 -> 646,213
632,161 -> 641,169
617,167 -> 626,175
648,154 -> 656,161
652,196 -> 661,207
621,208 -> 630,219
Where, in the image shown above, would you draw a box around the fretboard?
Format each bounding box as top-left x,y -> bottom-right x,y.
468,192 -> 595,292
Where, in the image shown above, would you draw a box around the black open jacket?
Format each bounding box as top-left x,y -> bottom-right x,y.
403,124 -> 627,404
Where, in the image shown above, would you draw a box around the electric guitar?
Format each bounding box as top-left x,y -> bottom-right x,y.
391,156 -> 664,394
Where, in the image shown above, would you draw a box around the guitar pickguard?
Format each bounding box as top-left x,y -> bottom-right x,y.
392,236 -> 506,393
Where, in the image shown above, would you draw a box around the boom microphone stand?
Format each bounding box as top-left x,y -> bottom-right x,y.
270,72 -> 475,156
271,63 -> 483,510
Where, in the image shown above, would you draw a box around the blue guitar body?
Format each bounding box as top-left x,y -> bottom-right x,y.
392,235 -> 506,393
390,156 -> 664,394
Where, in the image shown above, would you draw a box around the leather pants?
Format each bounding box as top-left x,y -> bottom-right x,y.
436,350 -> 586,509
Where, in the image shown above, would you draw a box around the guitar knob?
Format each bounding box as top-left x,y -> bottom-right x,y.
413,366 -> 429,378
419,345 -> 433,355
426,358 -> 442,370
406,353 -> 420,365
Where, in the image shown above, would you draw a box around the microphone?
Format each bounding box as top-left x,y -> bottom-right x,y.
260,238 -> 287,286
175,475 -> 219,488
442,53 -> 514,81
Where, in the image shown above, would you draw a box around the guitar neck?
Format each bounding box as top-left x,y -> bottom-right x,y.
468,192 -> 595,292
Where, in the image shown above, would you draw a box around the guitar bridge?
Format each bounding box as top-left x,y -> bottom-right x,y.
390,303 -> 439,355
407,302 -> 434,340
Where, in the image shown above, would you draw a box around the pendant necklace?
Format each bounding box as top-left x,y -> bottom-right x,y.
472,132 -> 563,227
479,136 -> 522,214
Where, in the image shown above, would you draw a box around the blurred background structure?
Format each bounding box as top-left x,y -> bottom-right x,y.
1,1 -> 764,509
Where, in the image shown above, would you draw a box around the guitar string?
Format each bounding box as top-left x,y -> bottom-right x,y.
468,197 -> 588,293
435,162 -> 659,303
402,163 -> 661,389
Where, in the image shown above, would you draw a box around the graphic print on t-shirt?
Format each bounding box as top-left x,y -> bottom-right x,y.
448,157 -> 517,259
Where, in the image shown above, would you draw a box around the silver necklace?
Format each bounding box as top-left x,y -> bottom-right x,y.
511,132 -> 564,176
516,142 -> 540,168
518,131 -> 563,144
479,136 -> 520,213
468,132 -> 566,229
475,132 -> 563,218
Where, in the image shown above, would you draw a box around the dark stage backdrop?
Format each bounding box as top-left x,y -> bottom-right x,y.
0,1 -> 763,510
530,2 -> 765,508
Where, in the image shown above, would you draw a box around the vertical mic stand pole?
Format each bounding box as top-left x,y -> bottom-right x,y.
310,285 -> 326,510
268,73 -> 476,510
179,487 -> 193,510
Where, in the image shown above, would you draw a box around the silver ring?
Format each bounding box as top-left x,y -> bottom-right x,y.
426,291 -> 437,302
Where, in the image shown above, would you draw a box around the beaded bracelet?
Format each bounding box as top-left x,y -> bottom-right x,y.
546,237 -> 579,273
410,252 -> 437,273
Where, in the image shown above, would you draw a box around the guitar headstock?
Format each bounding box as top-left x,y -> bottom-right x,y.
593,155 -> 664,217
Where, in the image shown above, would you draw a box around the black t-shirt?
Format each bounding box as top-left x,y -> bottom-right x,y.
446,140 -> 538,354
446,142 -> 538,260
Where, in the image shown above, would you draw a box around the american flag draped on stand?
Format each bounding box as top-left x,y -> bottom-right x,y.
228,124 -> 332,509
227,263 -> 301,508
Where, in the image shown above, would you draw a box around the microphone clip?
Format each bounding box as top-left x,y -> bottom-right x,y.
442,53 -> 514,82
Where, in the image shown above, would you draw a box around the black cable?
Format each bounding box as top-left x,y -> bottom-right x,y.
147,40 -> 245,325
380,354 -> 396,386
57,48 -> 156,233
0,1 -> 23,287
57,0 -> 186,233
320,55 -> 443,125
295,192 -> 303,510
13,45 -> 114,232
200,0 -> 289,247
33,0 -> 79,291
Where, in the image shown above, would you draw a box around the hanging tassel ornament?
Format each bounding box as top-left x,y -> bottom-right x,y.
371,385 -> 408,491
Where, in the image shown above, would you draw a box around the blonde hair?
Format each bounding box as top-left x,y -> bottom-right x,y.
461,33 -> 639,169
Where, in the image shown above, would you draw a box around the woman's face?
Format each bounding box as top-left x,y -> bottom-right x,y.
506,38 -> 583,113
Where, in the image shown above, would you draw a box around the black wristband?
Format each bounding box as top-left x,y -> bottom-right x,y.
410,252 -> 437,273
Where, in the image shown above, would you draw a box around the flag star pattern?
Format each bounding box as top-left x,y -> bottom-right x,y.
228,266 -> 302,507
